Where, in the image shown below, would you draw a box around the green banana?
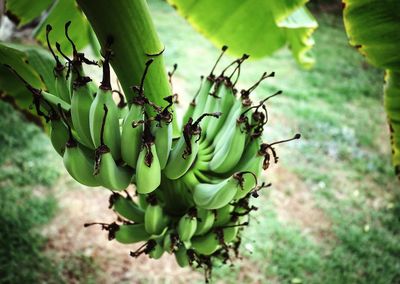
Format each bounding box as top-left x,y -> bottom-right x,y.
163,133 -> 198,180
191,46 -> 227,120
138,193 -> 149,210
89,48 -> 121,160
49,111 -> 69,157
120,101 -> 144,168
121,59 -> 160,169
222,224 -> 239,244
40,89 -> 71,111
61,21 -> 99,96
152,96 -> 174,169
61,114 -> 100,187
194,208 -> 215,236
219,218 -> 248,244
164,112 -> 221,180
63,143 -> 99,187
191,77 -> 214,119
191,231 -> 220,255
152,120 -> 172,169
46,25 -> 71,103
182,76 -> 204,127
163,231 -> 179,253
194,174 -> 254,210
209,110 -> 249,174
199,81 -> 222,131
159,173 -> 196,216
115,223 -> 151,244
211,97 -> 242,147
54,70 -> 71,104
144,196 -> 169,235
95,149 -> 133,190
233,172 -> 259,201
136,116 -> 161,194
202,53 -> 249,142
213,204 -> 234,227
56,22 -> 97,149
192,168 -> 216,184
205,81 -> 235,142
177,210 -> 198,244
149,237 -> 165,259
70,75 -> 95,149
114,90 -> 129,119
232,137 -> 263,176
93,105 -> 133,191
175,245 -> 190,267
110,193 -> 145,223
198,139 -> 214,159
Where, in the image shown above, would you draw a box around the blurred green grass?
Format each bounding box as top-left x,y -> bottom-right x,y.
0,101 -> 60,283
0,102 -> 101,284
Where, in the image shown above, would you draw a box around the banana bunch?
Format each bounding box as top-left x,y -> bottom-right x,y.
10,23 -> 301,282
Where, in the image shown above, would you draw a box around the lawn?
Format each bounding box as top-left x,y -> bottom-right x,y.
0,101 -> 102,284
0,0 -> 399,283
151,2 -> 400,282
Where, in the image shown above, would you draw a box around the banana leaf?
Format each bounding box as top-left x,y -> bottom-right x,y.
0,43 -> 56,128
167,0 -> 318,68
5,0 -> 99,56
343,0 -> 400,178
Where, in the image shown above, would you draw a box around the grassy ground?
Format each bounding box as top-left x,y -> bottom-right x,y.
0,101 -> 60,283
0,102 -> 101,284
1,0 -> 399,283
149,1 -> 400,283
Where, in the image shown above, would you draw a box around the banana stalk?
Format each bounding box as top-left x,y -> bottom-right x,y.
77,0 -> 179,135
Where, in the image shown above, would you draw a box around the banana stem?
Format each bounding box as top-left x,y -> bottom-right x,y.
77,0 -> 172,109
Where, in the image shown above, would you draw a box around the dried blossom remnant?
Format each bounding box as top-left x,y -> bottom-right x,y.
259,133 -> 301,170
208,45 -> 228,80
83,222 -> 119,241
155,95 -> 174,125
182,112 -> 222,158
141,115 -> 155,167
130,240 -> 157,258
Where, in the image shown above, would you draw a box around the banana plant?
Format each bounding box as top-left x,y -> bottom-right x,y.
167,0 -> 318,68
0,0 -> 307,279
343,0 -> 400,179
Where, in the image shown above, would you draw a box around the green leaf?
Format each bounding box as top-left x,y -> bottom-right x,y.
278,7 -> 317,69
384,71 -> 400,178
33,0 -> 91,54
343,0 -> 400,178
270,0 -> 308,22
166,0 -> 317,68
344,0 -> 400,70
5,43 -> 57,94
0,44 -> 44,89
0,43 -> 56,127
5,0 -> 53,27
5,0 -> 99,56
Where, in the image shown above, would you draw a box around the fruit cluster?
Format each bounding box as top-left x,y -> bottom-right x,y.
9,22 -> 300,281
